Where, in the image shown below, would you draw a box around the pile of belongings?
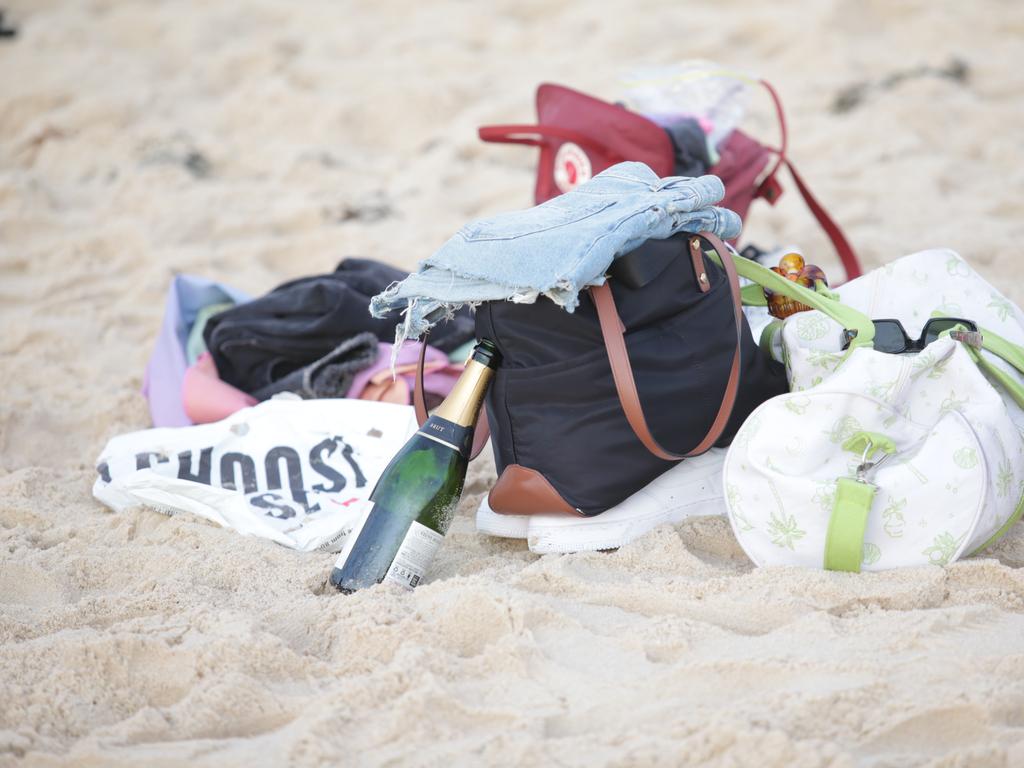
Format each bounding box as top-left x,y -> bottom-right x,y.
93,257 -> 478,552
143,257 -> 477,428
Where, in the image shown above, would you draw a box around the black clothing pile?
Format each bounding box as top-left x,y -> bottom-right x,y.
204,258 -> 475,398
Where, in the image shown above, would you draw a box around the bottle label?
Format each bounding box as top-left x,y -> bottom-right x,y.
417,417 -> 472,458
383,521 -> 444,590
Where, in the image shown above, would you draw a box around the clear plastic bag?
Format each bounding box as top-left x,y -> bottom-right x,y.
619,61 -> 754,150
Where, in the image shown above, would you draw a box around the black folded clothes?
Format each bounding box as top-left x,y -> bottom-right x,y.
204,257 -> 475,397
251,331 -> 379,401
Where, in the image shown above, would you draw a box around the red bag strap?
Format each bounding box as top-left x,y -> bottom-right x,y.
592,231 -> 743,461
478,124 -> 626,164
781,157 -> 862,280
757,79 -> 862,281
758,79 -> 789,185
414,340 -> 491,461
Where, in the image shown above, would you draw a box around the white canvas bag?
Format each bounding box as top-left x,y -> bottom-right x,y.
722,249 -> 1024,571
93,398 -> 418,552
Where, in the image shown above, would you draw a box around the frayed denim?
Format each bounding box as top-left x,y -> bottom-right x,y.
370,162 -> 742,346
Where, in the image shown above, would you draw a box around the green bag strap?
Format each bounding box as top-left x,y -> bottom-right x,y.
710,248 -> 876,349
979,325 -> 1024,379
927,317 -> 1024,553
928,312 -> 1024,411
842,431 -> 896,460
823,432 -> 895,572
759,319 -> 783,353
971,487 -> 1024,556
741,283 -> 768,306
967,346 -> 1024,412
964,329 -> 1024,554
824,478 -> 876,572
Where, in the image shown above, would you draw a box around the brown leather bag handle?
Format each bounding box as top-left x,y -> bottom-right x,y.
592,231 -> 743,461
414,339 -> 492,460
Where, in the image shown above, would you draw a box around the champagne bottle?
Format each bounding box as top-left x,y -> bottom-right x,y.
329,339 -> 501,593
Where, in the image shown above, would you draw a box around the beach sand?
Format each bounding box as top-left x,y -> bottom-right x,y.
3,1 -> 1024,765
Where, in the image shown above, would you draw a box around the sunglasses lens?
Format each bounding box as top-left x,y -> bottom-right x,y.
924,318 -> 977,346
873,322 -> 907,353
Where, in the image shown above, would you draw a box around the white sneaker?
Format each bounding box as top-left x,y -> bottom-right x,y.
475,498 -> 531,539
475,448 -> 726,553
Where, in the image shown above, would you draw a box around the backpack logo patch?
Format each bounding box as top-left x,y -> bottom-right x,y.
553,142 -> 592,192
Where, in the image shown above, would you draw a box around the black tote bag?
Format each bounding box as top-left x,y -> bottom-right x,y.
471,231 -> 788,516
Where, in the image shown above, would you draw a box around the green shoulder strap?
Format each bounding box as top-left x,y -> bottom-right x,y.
969,346 -> 1024,412
965,327 -> 1024,554
981,330 -> 1024,409
710,248 -> 876,349
979,326 -> 1024,381
741,283 -> 768,306
929,312 -> 1024,411
929,317 -> 1024,554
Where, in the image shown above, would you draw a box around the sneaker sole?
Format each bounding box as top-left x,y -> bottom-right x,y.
526,492 -> 724,553
475,449 -> 726,553
475,499 -> 531,539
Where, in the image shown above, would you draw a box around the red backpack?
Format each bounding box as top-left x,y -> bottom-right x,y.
478,81 -> 862,282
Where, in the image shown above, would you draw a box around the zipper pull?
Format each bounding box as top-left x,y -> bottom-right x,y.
844,431 -> 897,485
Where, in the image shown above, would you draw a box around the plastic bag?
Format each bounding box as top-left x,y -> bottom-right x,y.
93,398 -> 418,553
619,61 -> 752,150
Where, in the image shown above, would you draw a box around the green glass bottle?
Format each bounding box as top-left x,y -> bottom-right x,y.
329,339 -> 501,593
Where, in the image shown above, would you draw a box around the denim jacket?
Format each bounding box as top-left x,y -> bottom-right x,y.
371,162 -> 742,344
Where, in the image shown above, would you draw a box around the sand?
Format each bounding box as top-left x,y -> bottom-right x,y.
3,0 -> 1024,765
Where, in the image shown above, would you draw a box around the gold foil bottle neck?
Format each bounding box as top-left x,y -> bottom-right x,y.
433,359 -> 494,428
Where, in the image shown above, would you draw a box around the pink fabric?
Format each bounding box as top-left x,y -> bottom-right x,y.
182,352 -> 258,424
347,342 -> 461,404
181,343 -> 460,425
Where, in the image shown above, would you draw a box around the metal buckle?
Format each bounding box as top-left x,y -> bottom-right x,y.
855,441 -> 891,484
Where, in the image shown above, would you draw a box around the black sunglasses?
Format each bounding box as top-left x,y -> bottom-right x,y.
843,317 -> 981,353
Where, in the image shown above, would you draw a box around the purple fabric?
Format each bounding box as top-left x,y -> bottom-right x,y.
143,275 -> 250,427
